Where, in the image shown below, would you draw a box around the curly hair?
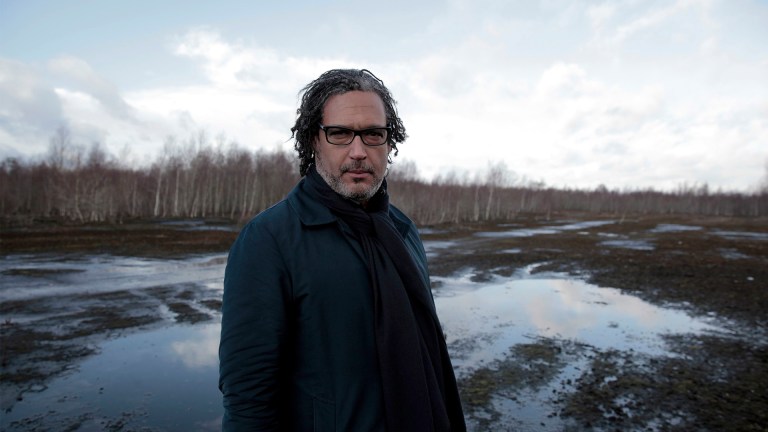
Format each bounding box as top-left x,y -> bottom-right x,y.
291,69 -> 407,176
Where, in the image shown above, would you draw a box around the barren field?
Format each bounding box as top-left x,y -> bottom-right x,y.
1,214 -> 767,431
423,214 -> 768,431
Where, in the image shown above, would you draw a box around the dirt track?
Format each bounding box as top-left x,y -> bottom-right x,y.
1,214 -> 767,431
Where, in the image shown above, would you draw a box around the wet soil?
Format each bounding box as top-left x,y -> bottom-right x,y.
1,214 -> 767,431
425,214 -> 768,431
0,221 -> 236,257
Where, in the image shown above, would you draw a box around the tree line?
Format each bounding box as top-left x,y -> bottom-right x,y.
2,128 -> 767,226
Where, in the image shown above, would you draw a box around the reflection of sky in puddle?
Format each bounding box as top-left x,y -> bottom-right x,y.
433,270 -> 724,430
158,220 -> 239,232
649,224 -> 702,233
0,253 -> 226,301
719,248 -> 750,259
422,240 -> 460,258
3,323 -> 223,431
711,230 -> 768,241
2,254 -> 726,431
433,271 -> 720,371
475,220 -> 614,238
418,227 -> 448,235
599,239 -> 655,251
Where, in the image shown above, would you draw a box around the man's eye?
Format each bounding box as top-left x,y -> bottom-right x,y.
365,130 -> 385,138
329,129 -> 351,137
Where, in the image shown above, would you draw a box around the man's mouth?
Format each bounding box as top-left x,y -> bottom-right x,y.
342,165 -> 374,175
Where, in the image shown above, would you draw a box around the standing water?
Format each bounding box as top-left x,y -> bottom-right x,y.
1,255 -> 724,431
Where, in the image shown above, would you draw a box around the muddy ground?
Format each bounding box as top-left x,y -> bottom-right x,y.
1,214 -> 767,431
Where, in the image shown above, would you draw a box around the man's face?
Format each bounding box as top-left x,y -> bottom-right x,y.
314,91 -> 391,202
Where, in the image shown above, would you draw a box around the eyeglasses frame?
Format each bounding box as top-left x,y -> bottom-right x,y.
318,124 -> 392,147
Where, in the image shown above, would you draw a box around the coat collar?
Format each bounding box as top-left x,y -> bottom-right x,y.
287,178 -> 337,226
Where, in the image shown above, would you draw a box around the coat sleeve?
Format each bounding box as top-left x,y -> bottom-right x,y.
219,220 -> 291,431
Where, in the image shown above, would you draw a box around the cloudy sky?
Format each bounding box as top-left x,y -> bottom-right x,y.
1,0 -> 766,191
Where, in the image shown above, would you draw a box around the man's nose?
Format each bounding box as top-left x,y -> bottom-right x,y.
348,136 -> 367,159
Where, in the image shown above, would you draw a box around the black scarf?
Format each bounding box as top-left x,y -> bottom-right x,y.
304,166 -> 466,432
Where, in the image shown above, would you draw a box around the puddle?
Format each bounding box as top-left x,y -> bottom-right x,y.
432,269 -> 723,430
0,254 -> 729,431
710,230 -> 768,241
2,323 -> 222,431
599,239 -> 655,251
719,248 -> 750,260
435,269 -> 718,366
418,228 -> 449,235
475,220 -> 614,238
476,227 -> 560,238
157,220 -> 239,232
649,224 -> 703,233
422,240 -> 460,258
0,253 -> 226,301
597,232 -> 620,238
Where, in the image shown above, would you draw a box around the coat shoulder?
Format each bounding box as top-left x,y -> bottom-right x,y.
245,199 -> 295,229
388,204 -> 413,225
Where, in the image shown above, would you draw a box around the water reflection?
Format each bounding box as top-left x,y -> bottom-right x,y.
649,224 -> 703,233
0,253 -> 226,301
433,269 -> 719,369
475,220 -> 615,238
171,324 -> 220,368
600,239 -> 655,250
433,270 -> 723,430
3,323 -> 223,431
2,259 -> 725,431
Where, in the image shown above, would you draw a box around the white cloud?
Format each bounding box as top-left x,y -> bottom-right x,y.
48,55 -> 133,118
609,0 -> 703,46
124,29 -> 368,154
0,31 -> 342,162
587,2 -> 617,30
1,1 -> 766,191
174,29 -> 278,90
395,49 -> 767,191
172,29 -> 357,96
0,58 -> 64,156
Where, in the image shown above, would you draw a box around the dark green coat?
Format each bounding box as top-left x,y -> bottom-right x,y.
219,178 -> 433,431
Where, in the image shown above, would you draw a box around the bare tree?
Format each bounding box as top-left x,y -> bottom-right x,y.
3,130 -> 767,226
47,126 -> 71,170
759,159 -> 768,193
485,161 -> 515,221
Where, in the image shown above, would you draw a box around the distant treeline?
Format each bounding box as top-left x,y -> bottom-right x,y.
2,128 -> 767,226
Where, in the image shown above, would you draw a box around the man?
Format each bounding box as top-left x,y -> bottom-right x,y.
219,69 -> 466,431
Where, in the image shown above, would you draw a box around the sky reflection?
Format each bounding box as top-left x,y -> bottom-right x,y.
171,324 -> 220,369
0,253 -> 226,301
475,220 -> 615,238
2,256 -> 725,431
3,323 -> 223,431
433,270 -> 721,371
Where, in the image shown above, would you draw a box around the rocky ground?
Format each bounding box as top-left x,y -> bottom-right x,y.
1,214 -> 767,431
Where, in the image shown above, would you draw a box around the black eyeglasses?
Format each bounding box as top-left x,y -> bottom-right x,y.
319,125 -> 391,146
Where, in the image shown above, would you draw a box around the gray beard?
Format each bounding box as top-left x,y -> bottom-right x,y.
315,160 -> 384,203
